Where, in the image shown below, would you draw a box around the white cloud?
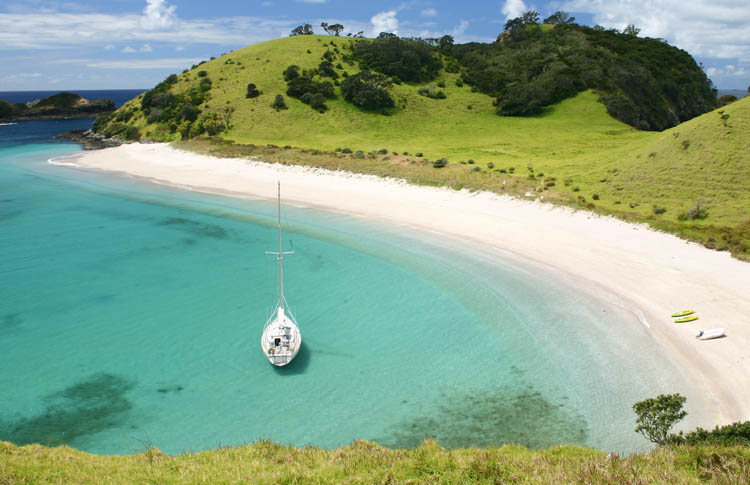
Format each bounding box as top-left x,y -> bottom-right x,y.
295,0 -> 327,3
371,10 -> 398,36
502,0 -> 528,20
261,1 -> 273,5
140,0 -> 177,30
121,46 -> 136,53
451,20 -> 469,37
707,64 -> 748,78
0,12 -> 298,50
104,44 -> 115,50
140,43 -> 152,52
562,0 -> 750,60
421,8 -> 438,17
52,57 -> 200,70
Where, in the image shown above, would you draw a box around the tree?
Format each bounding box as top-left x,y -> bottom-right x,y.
521,10 -> 540,24
328,23 -> 344,36
543,11 -> 575,24
340,70 -> 395,111
283,65 -> 300,82
623,24 -> 641,36
633,394 -> 687,446
438,35 -> 454,51
320,22 -> 329,34
290,24 -> 313,36
219,106 -> 234,128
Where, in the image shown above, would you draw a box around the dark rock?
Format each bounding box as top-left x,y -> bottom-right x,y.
56,129 -> 126,150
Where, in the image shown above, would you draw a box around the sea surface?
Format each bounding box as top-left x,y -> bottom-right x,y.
0,91 -> 703,455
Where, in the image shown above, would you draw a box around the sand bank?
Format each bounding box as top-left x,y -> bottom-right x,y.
73,142 -> 750,425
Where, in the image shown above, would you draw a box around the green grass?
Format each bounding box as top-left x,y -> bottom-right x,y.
115,35 -> 750,260
3,440 -> 749,483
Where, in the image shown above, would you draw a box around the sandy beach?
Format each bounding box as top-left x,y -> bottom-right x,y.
72,142 -> 750,426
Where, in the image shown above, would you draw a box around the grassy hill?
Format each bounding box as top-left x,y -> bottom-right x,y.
3,440 -> 750,483
98,35 -> 749,260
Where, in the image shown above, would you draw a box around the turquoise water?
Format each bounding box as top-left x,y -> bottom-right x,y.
0,139 -> 700,455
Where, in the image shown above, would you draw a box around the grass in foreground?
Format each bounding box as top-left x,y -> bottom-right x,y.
2,440 -> 749,484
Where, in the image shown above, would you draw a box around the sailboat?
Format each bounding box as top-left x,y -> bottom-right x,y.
261,182 -> 302,366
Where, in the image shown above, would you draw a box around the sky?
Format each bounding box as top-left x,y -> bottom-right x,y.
0,0 -> 748,91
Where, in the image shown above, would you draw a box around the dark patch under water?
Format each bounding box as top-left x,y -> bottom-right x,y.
0,373 -> 135,447
157,217 -> 229,240
157,385 -> 184,394
375,385 -> 588,450
1,313 -> 23,333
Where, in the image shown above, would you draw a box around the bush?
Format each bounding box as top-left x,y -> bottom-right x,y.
353,150 -> 365,158
91,112 -> 114,133
300,92 -> 328,112
123,126 -> 141,141
378,148 -> 388,154
487,162 -> 495,169
653,205 -> 667,215
455,79 -> 464,87
592,194 -> 600,200
416,152 -> 423,157
678,203 -> 709,221
271,94 -> 288,110
340,70 -> 395,111
633,394 -> 687,446
283,65 -> 300,81
670,421 -> 750,446
418,85 -> 446,100
199,78 -> 212,93
177,103 -> 200,122
246,83 -> 261,98
197,70 -> 208,77
433,158 -> 448,168
342,148 -> 352,153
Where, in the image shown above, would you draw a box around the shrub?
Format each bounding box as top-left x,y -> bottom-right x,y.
467,159 -> 475,164
592,194 -> 600,200
353,150 -> 365,158
246,83 -> 261,98
487,162 -> 495,169
679,203 -> 709,221
455,79 -> 464,87
415,152 -> 423,157
378,148 -> 388,154
633,394 -> 687,446
300,92 -> 328,112
342,148 -> 352,153
433,158 -> 448,168
197,70 -> 208,77
318,60 -> 338,78
653,205 -> 667,215
199,78 -> 212,93
177,103 -> 200,122
271,94 -> 288,110
670,421 -> 750,446
472,166 -> 481,172
92,112 -> 114,133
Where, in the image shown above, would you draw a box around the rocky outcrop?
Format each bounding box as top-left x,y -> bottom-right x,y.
55,129 -> 126,150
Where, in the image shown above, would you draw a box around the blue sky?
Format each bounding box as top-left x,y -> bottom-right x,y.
1,0 -> 748,91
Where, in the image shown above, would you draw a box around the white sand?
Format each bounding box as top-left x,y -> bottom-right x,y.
73,142 -> 750,425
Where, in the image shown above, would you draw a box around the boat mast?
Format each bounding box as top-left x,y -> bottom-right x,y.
277,181 -> 284,306
266,181 -> 293,309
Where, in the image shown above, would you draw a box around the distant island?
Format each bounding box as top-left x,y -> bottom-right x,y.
0,91 -> 114,121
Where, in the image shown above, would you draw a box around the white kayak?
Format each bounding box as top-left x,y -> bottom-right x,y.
696,328 -> 725,340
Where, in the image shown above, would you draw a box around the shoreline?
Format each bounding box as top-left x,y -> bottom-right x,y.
70,142 -> 750,426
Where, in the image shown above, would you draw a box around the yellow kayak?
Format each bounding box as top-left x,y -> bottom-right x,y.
671,310 -> 694,318
675,315 -> 699,323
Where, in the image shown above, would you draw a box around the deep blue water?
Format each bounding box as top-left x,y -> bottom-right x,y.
0,103 -> 709,456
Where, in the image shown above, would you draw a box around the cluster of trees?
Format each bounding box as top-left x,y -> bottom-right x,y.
444,12 -> 715,129
0,99 -> 28,119
320,22 -> 344,36
283,64 -> 336,112
352,33 -> 442,83
340,70 -> 394,111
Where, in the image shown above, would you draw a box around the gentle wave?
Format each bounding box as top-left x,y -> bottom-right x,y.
0,122 -> 18,126
48,154 -> 81,167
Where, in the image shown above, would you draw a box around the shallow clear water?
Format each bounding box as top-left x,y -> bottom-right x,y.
0,131 -> 700,455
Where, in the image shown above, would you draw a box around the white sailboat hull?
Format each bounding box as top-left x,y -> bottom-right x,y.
261,306 -> 301,366
696,328 -> 725,340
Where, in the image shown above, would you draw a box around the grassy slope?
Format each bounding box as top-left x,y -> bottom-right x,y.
118,35 -> 749,259
3,440 -> 749,484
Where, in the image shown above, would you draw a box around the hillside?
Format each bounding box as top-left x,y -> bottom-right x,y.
94,34 -> 748,260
